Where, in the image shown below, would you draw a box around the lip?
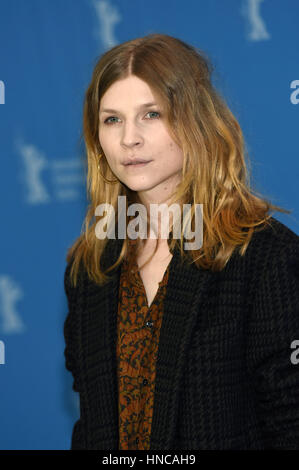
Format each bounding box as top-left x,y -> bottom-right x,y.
123,161 -> 152,169
123,158 -> 152,166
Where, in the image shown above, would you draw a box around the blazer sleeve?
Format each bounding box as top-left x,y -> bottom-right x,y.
63,260 -> 87,449
63,261 -> 81,394
246,237 -> 299,449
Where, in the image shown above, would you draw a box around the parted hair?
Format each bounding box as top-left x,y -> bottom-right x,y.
66,33 -> 289,287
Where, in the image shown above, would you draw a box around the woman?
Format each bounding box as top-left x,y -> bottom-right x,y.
63,33 -> 299,450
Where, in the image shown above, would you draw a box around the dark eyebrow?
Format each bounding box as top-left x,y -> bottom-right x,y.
99,102 -> 158,114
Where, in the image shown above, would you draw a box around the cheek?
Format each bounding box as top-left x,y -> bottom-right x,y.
168,141 -> 184,165
98,131 -> 114,157
98,127 -> 110,148
98,126 -> 103,143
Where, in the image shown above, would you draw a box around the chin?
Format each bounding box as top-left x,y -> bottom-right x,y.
128,181 -> 162,193
120,177 -> 154,192
125,184 -> 151,193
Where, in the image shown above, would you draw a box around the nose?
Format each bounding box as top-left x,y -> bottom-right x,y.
120,120 -> 144,149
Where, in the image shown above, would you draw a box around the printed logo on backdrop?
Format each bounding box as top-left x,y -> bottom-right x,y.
0,275 -> 25,334
290,80 -> 299,105
241,0 -> 270,41
16,140 -> 85,203
0,341 -> 4,364
0,80 -> 5,104
92,0 -> 121,49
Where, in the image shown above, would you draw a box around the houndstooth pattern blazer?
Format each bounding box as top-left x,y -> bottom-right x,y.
63,217 -> 299,450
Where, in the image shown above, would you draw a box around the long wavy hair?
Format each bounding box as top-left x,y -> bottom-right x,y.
66,33 -> 290,287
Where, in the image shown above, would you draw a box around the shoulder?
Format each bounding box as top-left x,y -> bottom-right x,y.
64,255 -> 86,303
244,216 -> 299,268
64,257 -> 76,298
249,216 -> 298,248
226,217 -> 299,305
244,217 -> 299,317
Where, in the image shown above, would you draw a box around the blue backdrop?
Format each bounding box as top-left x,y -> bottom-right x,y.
0,0 -> 298,450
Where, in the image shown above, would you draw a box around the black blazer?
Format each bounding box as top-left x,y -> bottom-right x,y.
63,217 -> 299,450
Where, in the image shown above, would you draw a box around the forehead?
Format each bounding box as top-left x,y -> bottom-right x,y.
100,75 -> 159,107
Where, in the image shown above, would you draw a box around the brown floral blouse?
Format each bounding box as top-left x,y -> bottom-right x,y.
116,240 -> 170,450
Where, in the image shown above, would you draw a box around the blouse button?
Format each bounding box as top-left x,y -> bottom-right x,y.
145,320 -> 153,328
136,437 -> 139,444
143,378 -> 148,386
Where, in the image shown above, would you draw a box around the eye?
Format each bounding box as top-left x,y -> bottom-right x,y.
103,116 -> 120,124
102,110 -> 161,125
145,111 -> 160,119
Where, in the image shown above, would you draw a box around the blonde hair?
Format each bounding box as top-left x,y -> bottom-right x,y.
66,33 -> 290,287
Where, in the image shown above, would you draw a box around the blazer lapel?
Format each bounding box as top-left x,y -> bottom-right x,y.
85,237 -> 213,450
150,244 -> 213,449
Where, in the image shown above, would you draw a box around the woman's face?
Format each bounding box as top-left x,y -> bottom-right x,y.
98,75 -> 184,205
